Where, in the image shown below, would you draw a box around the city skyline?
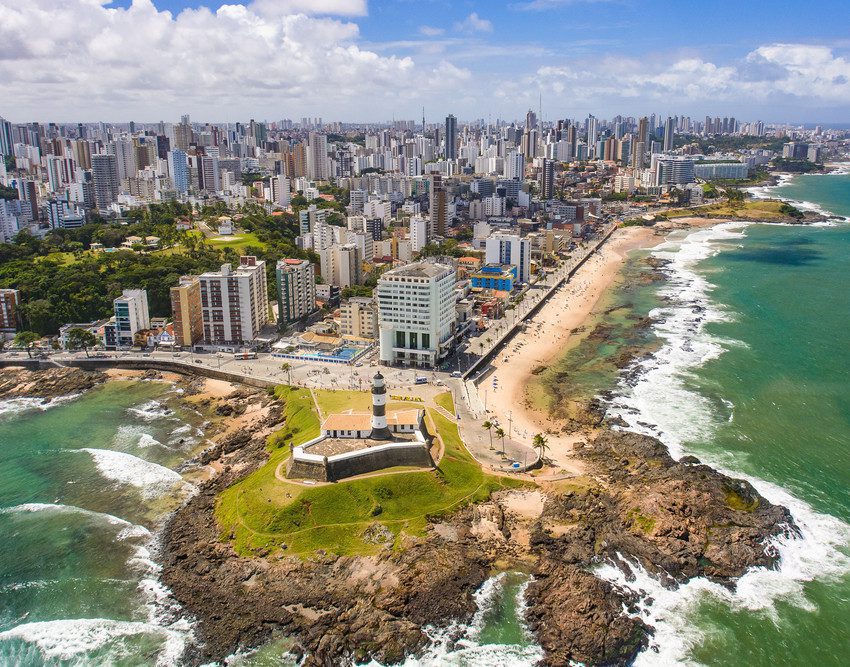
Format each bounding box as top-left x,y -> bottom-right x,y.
2,0 -> 850,123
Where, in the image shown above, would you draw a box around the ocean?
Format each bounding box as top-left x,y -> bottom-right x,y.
2,171 -> 850,665
598,171 -> 850,664
0,380 -> 205,665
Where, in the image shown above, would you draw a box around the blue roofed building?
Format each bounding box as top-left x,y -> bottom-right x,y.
470,264 -> 517,292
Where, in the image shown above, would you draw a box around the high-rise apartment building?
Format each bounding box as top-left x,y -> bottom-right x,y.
167,149 -> 189,194
654,156 -> 695,186
409,214 -> 428,253
633,116 -> 649,168
91,153 -> 120,211
113,289 -> 150,349
199,256 -> 269,346
444,114 -> 457,160
377,262 -> 456,368
169,276 -> 204,348
276,259 -> 316,327
318,243 -> 361,288
0,288 -> 20,333
539,159 -> 555,200
663,117 -> 675,152
307,132 -> 328,180
428,172 -> 447,237
271,175 -> 291,207
504,151 -> 524,180
199,155 -> 220,193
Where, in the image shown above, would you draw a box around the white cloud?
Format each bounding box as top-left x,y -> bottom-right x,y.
0,0 -> 415,120
454,12 -> 493,33
248,0 -> 368,17
419,25 -> 444,37
523,44 -> 850,116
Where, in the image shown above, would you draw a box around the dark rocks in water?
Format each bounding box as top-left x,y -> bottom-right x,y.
679,455 -> 701,465
525,567 -> 649,667
0,367 -> 105,400
160,401 -> 797,667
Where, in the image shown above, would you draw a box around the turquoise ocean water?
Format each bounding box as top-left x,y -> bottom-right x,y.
600,171 -> 850,665
0,381 -> 205,664
2,171 -> 850,665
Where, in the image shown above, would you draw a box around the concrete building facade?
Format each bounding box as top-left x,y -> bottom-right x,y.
377,262 -> 456,368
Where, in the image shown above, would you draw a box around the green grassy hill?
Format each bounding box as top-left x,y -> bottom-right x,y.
215,386 -> 524,557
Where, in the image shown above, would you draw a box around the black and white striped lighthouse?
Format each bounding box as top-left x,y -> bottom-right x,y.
369,371 -> 392,440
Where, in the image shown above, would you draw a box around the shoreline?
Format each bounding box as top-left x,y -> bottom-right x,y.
0,344 -> 802,665
480,219 -> 725,477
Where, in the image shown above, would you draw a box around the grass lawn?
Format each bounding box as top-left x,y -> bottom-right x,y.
33,251 -> 77,266
215,386 -> 526,557
665,200 -> 797,221
205,232 -> 267,253
434,391 -> 455,415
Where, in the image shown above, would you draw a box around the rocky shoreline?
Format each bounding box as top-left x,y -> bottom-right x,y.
158,383 -> 796,666
0,368 -> 798,665
0,366 -> 107,400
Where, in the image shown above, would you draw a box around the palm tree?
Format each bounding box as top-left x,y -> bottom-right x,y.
280,362 -> 292,385
478,340 -> 484,356
495,426 -> 506,456
532,432 -> 549,464
482,420 -> 494,449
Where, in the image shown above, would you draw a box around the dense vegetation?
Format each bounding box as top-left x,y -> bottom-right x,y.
674,134 -> 787,154
0,183 -> 18,200
0,201 -> 314,334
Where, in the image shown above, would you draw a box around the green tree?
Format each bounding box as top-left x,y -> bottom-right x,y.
532,432 -> 549,463
482,420 -> 494,450
13,331 -> 40,358
67,328 -> 99,357
280,362 -> 292,385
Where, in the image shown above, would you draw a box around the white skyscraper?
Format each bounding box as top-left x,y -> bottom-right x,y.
409,214 -> 428,253
377,262 -> 456,368
271,175 -> 291,207
504,150 -> 524,180
199,256 -> 269,346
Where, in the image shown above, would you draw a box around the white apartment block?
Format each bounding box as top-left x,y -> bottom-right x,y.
114,289 -> 150,348
377,262 -> 456,368
319,243 -> 361,288
199,256 -> 269,346
485,233 -> 532,283
409,214 -> 428,253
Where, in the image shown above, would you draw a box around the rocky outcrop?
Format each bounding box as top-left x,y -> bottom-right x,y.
159,423 -> 795,667
0,366 -> 105,399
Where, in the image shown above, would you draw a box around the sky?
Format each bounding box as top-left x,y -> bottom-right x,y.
2,0 -> 850,124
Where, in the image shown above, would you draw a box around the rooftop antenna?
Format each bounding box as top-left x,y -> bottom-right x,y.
539,92 -> 543,133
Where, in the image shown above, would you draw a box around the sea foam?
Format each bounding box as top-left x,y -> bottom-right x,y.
0,502 -> 151,540
0,618 -> 187,667
0,394 -> 80,420
79,448 -> 192,499
379,572 -> 544,667
602,223 -> 850,663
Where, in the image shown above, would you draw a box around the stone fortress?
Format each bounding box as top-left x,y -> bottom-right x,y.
286,372 -> 434,482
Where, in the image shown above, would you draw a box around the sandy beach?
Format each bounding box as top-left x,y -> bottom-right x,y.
481,220 -> 723,475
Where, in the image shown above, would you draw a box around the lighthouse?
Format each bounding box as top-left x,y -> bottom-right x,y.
369,371 -> 392,440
